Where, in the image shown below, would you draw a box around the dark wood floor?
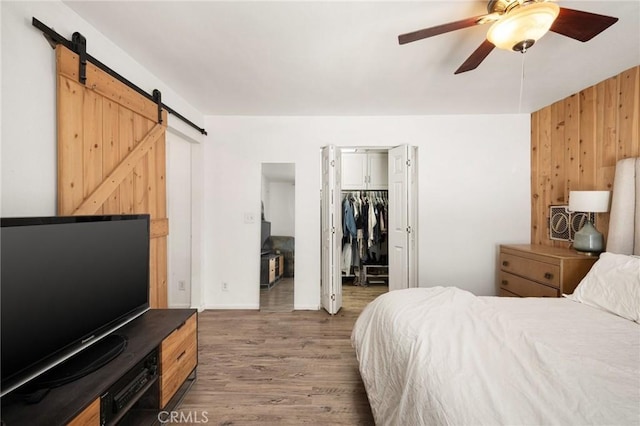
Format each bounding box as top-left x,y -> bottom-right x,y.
260,277 -> 294,312
176,282 -> 387,425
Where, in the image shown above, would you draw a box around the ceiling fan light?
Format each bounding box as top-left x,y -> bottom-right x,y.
487,2 -> 560,51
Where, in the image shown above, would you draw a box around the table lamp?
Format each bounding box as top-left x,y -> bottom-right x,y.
568,191 -> 610,254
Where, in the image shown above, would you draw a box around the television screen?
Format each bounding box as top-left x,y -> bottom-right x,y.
0,215 -> 150,396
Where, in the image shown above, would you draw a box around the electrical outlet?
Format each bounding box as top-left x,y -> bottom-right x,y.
178,280 -> 186,291
222,282 -> 229,291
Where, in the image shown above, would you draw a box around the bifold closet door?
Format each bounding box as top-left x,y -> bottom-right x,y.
321,145 -> 343,314
388,145 -> 418,291
56,45 -> 169,308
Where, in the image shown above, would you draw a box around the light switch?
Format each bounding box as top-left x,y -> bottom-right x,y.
244,212 -> 255,224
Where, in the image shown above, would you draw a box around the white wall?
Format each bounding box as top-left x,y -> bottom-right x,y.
167,131 -> 192,308
268,181 -> 295,236
1,1 -> 205,308
202,115 -> 531,310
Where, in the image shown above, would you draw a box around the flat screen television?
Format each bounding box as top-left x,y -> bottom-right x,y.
0,214 -> 150,397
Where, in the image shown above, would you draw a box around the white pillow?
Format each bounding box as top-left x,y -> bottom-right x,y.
566,252 -> 640,322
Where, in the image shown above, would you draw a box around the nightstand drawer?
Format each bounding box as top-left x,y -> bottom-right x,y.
499,288 -> 519,297
499,252 -> 560,288
499,271 -> 559,298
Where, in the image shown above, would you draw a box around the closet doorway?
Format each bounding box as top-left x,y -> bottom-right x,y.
321,145 -> 418,315
260,163 -> 295,312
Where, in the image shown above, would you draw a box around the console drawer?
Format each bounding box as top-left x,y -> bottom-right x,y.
68,398 -> 100,426
159,313 -> 197,407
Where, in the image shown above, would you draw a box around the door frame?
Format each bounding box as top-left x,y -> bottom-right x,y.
320,144 -> 418,313
167,130 -> 193,308
260,163 -> 296,311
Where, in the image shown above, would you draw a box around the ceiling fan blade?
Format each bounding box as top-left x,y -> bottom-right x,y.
550,7 -> 618,42
454,40 -> 495,74
398,15 -> 489,45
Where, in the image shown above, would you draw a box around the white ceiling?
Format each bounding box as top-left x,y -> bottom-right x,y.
63,1 -> 640,116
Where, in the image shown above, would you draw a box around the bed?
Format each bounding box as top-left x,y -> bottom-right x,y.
351,157 -> 640,426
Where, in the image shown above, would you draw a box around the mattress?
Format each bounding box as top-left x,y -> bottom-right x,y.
351,287 -> 640,426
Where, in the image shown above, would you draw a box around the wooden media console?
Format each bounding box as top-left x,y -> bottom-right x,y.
1,309 -> 197,425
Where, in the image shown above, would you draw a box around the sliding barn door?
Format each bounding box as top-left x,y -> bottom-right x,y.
56,45 -> 169,308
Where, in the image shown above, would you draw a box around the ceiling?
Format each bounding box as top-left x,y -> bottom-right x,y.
63,1 -> 640,116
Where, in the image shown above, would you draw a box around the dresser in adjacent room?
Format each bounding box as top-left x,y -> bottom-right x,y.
261,253 -> 284,289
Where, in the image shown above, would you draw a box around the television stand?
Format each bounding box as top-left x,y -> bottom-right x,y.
1,309 -> 197,425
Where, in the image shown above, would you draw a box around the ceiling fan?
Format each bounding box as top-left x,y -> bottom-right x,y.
399,0 -> 618,74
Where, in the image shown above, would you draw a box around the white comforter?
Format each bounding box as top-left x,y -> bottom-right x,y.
351,287 -> 640,426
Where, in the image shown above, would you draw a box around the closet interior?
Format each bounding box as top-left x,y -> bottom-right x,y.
341,149 -> 389,287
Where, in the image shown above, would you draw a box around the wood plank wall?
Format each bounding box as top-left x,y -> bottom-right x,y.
531,65 -> 640,248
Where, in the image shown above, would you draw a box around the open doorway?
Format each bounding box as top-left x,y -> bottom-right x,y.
321,145 -> 418,314
340,148 -> 390,310
260,163 -> 295,312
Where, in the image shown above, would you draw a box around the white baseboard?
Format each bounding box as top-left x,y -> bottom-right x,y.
203,303 -> 259,310
199,303 -> 320,311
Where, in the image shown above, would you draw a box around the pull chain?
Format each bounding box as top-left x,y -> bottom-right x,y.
518,52 -> 526,113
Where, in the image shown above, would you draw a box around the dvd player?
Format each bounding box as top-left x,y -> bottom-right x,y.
100,349 -> 158,425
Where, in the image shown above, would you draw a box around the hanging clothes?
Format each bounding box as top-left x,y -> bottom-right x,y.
342,190 -> 389,270
342,241 -> 353,274
342,196 -> 357,241
368,198 -> 388,264
367,201 -> 377,248
341,193 -> 359,276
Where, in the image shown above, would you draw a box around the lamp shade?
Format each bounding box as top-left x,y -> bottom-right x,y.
568,191 -> 611,213
486,2 -> 560,51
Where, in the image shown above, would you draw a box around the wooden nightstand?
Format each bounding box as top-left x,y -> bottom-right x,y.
498,244 -> 598,297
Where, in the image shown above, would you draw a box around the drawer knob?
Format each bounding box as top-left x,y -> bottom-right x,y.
501,280 -> 509,286
544,272 -> 553,280
502,261 -> 509,267
177,350 -> 187,362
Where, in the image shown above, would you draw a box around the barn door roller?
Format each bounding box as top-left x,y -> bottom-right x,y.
71,32 -> 87,84
31,17 -> 207,135
153,90 -> 163,125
